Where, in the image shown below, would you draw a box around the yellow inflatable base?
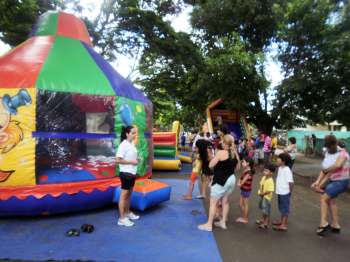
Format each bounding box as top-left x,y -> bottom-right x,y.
153,159 -> 181,171
179,154 -> 192,163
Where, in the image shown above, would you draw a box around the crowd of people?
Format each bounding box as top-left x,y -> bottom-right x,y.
115,125 -> 349,237
181,128 -> 349,236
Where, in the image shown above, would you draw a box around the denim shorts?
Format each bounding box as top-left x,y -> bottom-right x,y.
325,179 -> 349,199
278,193 -> 291,216
240,189 -> 251,198
211,175 -> 236,199
258,196 -> 271,216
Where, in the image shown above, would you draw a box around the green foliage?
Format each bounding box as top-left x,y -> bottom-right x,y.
190,0 -> 283,52
274,0 -> 350,128
2,0 -> 349,131
0,0 -> 82,46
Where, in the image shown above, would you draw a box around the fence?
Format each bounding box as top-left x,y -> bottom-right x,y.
287,130 -> 350,153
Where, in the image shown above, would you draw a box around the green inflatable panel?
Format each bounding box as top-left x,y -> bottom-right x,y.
154,145 -> 176,151
154,148 -> 177,157
115,97 -> 148,176
34,11 -> 58,36
37,36 -> 114,95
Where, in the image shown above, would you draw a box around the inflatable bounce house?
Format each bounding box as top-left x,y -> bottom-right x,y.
206,99 -> 250,139
152,121 -> 182,170
0,11 -> 170,216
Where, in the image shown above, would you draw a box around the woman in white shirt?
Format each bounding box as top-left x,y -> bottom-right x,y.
116,126 -> 140,227
312,135 -> 349,235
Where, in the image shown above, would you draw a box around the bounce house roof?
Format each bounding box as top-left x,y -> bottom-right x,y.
0,11 -> 150,104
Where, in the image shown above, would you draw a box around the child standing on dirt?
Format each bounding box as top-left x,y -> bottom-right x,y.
273,153 -> 294,231
236,157 -> 255,224
256,164 -> 275,229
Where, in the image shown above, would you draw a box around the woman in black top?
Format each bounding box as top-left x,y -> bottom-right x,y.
198,134 -> 240,231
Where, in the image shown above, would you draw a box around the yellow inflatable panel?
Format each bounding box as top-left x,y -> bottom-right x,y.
153,159 -> 181,171
179,154 -> 192,163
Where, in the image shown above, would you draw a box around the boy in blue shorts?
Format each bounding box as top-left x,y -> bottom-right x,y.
273,153 -> 294,231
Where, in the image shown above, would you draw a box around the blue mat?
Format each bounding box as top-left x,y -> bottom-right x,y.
0,178 -> 222,262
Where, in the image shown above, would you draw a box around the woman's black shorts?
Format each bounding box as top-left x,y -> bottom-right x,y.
119,172 -> 136,190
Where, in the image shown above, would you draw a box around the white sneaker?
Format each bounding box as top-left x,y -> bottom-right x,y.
127,212 -> 140,220
118,217 -> 134,227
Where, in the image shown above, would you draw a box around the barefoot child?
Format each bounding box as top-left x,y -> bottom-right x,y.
256,164 -> 275,229
273,153 -> 294,231
236,156 -> 255,224
183,139 -> 209,200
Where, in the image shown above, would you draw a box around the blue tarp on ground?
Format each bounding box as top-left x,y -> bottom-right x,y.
0,178 -> 222,262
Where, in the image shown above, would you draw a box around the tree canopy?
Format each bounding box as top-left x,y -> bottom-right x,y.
1,0 -> 349,132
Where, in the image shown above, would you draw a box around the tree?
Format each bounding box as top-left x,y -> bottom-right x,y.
184,0 -> 285,133
274,0 -> 350,128
0,0 -> 83,47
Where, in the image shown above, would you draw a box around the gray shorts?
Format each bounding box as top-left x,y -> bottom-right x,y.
211,175 -> 236,199
259,196 -> 271,216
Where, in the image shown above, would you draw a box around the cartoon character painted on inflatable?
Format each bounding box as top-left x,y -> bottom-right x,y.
0,89 -> 32,182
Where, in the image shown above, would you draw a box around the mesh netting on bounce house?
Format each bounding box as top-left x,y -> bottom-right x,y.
0,11 -> 170,216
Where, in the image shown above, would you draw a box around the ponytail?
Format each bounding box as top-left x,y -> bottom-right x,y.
120,126 -> 134,142
223,134 -> 235,159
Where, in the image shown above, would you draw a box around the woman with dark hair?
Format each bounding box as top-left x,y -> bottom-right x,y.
116,126 -> 139,227
183,139 -> 212,200
284,137 -> 297,169
311,135 -> 350,235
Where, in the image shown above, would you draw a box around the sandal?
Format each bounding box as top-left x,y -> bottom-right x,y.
81,224 -> 94,233
214,221 -> 227,230
66,228 -> 80,237
316,224 -> 330,236
258,224 -> 268,229
272,221 -> 282,226
273,225 -> 288,232
236,217 -> 248,224
331,226 -> 341,233
255,219 -> 263,225
182,195 -> 193,200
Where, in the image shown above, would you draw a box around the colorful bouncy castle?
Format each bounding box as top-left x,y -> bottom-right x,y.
206,99 -> 250,139
0,11 -> 155,216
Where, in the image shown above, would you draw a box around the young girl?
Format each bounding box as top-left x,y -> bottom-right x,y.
236,156 -> 255,224
198,140 -> 214,199
116,126 -> 139,227
183,139 -> 210,200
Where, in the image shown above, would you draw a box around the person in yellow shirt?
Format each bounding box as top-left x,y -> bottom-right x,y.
271,133 -> 278,162
256,164 -> 276,229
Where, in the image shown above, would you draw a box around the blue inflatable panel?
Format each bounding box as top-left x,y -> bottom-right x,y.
0,188 -> 115,217
113,186 -> 171,211
38,168 -> 96,184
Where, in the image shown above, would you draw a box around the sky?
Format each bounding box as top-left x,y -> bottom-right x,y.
0,1 -> 283,90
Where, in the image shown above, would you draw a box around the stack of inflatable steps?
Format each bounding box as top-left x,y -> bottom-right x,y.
113,179 -> 171,211
152,132 -> 181,170
179,151 -> 192,163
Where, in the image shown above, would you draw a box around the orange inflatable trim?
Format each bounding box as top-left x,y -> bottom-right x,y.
133,179 -> 169,194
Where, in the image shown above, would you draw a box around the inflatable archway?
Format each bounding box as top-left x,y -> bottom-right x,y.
0,11 -> 153,216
